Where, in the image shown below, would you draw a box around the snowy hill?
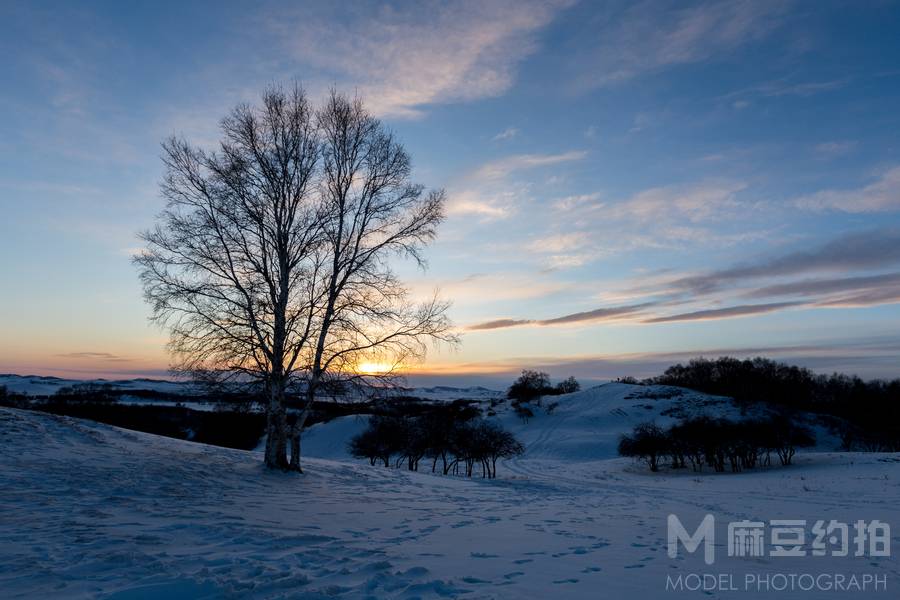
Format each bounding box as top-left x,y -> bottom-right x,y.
2,388 -> 898,598
302,382 -> 840,462
0,374 -> 196,396
0,373 -> 502,403
2,406 -> 898,598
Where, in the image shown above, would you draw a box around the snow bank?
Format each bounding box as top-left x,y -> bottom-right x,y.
2,393 -> 895,599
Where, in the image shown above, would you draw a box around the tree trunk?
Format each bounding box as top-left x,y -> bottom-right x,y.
264,383 -> 289,469
284,382 -> 317,472
289,420 -> 303,473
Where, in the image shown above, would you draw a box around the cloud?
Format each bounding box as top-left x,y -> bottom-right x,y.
745,272 -> 900,299
814,140 -> 857,158
644,301 -> 803,323
667,228 -> 900,295
721,77 -> 849,107
527,232 -> 590,253
410,335 -> 900,383
573,0 -> 787,90
55,352 -> 132,363
468,318 -> 534,331
540,303 -> 654,325
468,302 -> 652,330
267,1 -> 573,118
608,180 -> 748,223
546,180 -> 763,259
409,273 -> 573,305
551,192 -> 603,211
446,150 -> 587,219
815,285 -> 900,309
471,151 -> 587,180
492,127 -> 519,141
793,166 -> 900,213
524,231 -> 606,270
445,189 -> 515,219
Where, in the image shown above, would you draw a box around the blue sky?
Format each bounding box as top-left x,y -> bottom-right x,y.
2,0 -> 900,384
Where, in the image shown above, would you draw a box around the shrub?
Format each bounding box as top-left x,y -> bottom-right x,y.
620,415 -> 816,473
507,370 -> 552,404
555,376 -> 581,394
513,403 -> 534,423
618,422 -> 668,472
349,414 -> 524,479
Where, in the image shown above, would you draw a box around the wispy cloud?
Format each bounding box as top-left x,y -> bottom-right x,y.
267,1 -> 573,118
608,180 -> 748,223
471,151 -> 587,180
644,301 -> 802,323
414,335 -> 900,382
551,192 -> 603,212
409,273 -> 573,305
794,166 -> 900,213
447,150 -> 587,219
745,272 -> 900,299
527,232 -> 591,253
492,127 -> 520,141
814,140 -> 857,158
55,352 -> 132,363
573,0 -> 788,90
664,228 -> 900,295
468,302 -> 653,330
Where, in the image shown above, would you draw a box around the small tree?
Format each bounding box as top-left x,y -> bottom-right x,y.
476,421 -> 524,478
618,422 -> 669,472
513,403 -> 534,423
555,376 -> 580,395
769,415 -> 815,465
507,370 -> 552,404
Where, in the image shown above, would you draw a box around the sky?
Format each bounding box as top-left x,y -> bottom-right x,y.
2,0 -> 900,386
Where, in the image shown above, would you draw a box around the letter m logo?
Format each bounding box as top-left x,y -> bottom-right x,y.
668,514 -> 715,565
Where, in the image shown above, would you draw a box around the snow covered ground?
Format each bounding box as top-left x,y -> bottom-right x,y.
2,383 -> 898,599
0,374 -> 197,397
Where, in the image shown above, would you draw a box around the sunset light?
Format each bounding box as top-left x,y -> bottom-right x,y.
2,3 -> 899,597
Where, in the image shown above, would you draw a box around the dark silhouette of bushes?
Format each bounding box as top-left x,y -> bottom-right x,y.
507,370 -> 552,403
349,415 -> 524,479
649,357 -> 900,451
555,376 -> 581,395
619,415 -> 815,473
507,370 -> 580,404
617,422 -> 668,471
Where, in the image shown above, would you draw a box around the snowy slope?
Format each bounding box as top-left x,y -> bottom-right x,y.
3,395 -> 898,598
0,374 -> 196,396
302,382 -> 838,463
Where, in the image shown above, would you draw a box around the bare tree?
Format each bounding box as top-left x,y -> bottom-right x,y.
135,85 -> 321,469
136,86 -> 455,471
289,92 -> 457,471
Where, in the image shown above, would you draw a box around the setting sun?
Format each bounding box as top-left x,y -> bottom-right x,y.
355,361 -> 393,375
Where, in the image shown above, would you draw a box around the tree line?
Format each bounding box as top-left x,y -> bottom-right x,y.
618,415 -> 815,473
349,413 -> 524,479
647,357 -> 900,451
